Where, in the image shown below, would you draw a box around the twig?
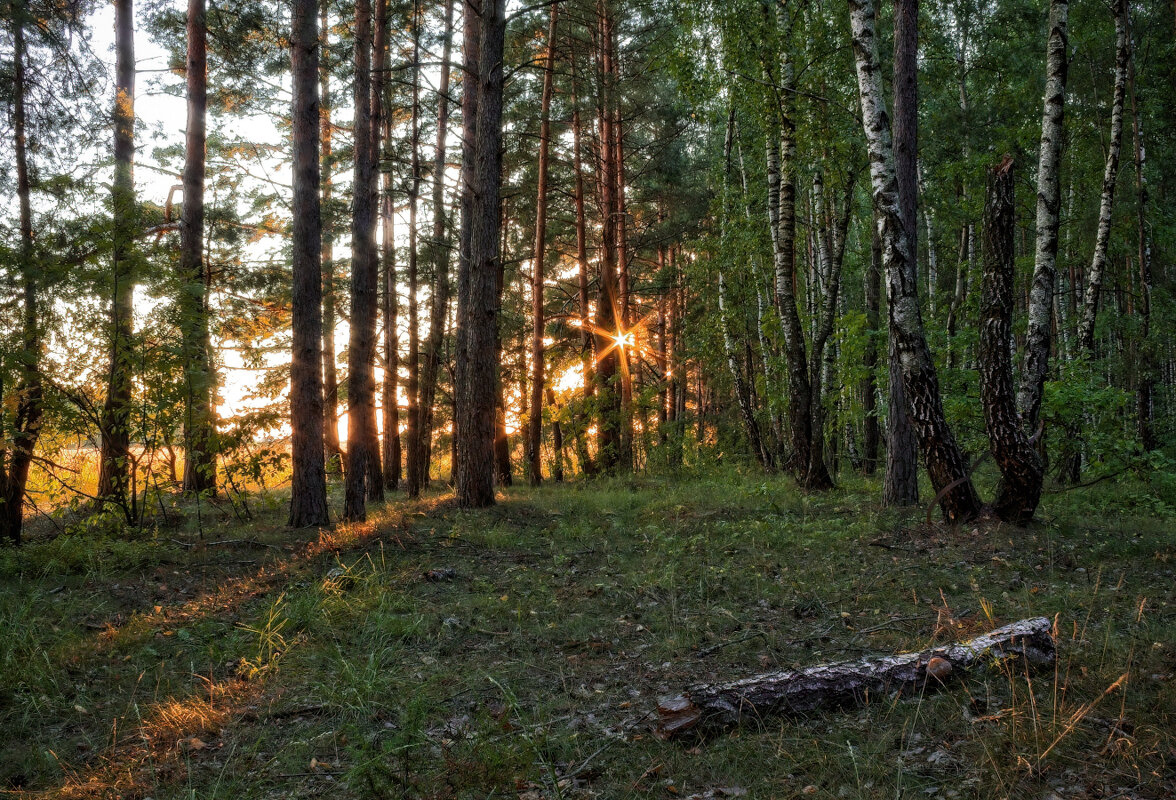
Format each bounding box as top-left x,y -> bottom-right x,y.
698,630 -> 766,657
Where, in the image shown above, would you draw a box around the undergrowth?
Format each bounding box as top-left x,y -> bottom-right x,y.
0,467 -> 1172,798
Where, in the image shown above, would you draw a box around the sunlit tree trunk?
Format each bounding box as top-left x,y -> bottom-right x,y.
849,0 -> 981,522
320,7 -> 343,469
527,3 -> 558,486
363,0 -> 388,501
417,0 -> 456,491
98,0 -> 137,512
570,53 -> 596,476
454,0 -> 505,507
1018,0 -> 1069,437
289,0 -> 330,527
343,0 -> 378,521
979,158 -> 1043,522
180,0 -> 216,495
1076,0 -> 1128,354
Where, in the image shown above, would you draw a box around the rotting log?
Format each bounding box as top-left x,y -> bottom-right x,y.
656,617 -> 1054,739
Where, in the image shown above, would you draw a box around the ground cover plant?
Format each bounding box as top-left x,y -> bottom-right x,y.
1,467 -> 1172,799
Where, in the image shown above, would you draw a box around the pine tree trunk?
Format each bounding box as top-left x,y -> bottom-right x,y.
979,158 -> 1044,523
380,125 -> 401,489
1076,0 -> 1129,354
180,0 -> 216,495
1018,0 -> 1069,436
417,0 -> 456,491
320,7 -> 343,469
404,0 -> 426,496
289,0 -> 330,527
98,0 -> 137,513
527,3 -> 558,486
0,12 -> 43,544
849,0 -> 981,523
343,0 -> 378,521
454,0 -> 505,508
884,0 -> 920,508
570,55 -> 596,476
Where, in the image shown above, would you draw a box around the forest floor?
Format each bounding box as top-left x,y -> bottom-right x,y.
1,467 -> 1174,799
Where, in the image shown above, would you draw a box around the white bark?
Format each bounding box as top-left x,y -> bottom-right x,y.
1076,0 -> 1129,354
1018,0 -> 1069,430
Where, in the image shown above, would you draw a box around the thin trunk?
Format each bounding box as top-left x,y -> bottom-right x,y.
862,225 -> 882,474
289,0 -> 329,527
850,0 -> 981,522
98,0 -> 137,511
405,0 -> 425,495
570,54 -> 595,476
320,7 -> 342,467
979,158 -> 1043,522
1076,0 -> 1129,353
1127,10 -> 1154,450
917,164 -> 938,316
1018,0 -> 1069,435
366,0 -> 388,501
0,11 -> 43,544
454,0 -> 505,507
720,108 -> 769,468
380,117 -> 401,489
527,3 -> 558,486
343,0 -> 377,521
417,0 -> 457,491
494,251 -> 512,486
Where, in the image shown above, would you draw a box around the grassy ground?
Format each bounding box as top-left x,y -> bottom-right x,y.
1,466 -> 1173,799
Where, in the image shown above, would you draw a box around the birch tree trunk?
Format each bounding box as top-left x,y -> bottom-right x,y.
417,0 -> 456,489
979,158 -> 1044,523
1018,0 -> 1069,436
289,0 -> 329,527
720,108 -> 770,469
527,4 -> 558,486
1076,0 -> 1129,354
849,0 -> 981,523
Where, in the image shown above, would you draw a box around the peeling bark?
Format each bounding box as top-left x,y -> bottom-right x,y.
849,0 -> 980,522
657,618 -> 1055,738
979,158 -> 1044,523
1018,0 -> 1069,435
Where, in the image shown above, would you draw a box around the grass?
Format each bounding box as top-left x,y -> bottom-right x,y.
0,465 -> 1173,798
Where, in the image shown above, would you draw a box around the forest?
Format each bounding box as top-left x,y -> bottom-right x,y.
0,0 -> 1174,796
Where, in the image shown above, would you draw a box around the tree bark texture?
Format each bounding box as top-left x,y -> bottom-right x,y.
979,158 -> 1044,523
849,0 -> 981,523
1018,0 -> 1068,435
884,0 -> 920,507
1076,0 -> 1128,354
861,226 -> 882,474
180,0 -> 216,495
405,0 -> 426,497
454,0 -> 505,508
656,617 -> 1055,738
289,0 -> 330,527
343,0 -> 378,521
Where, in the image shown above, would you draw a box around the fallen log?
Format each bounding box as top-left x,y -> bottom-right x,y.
656,617 -> 1054,739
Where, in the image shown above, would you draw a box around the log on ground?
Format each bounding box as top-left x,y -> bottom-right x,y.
656,617 -> 1055,739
